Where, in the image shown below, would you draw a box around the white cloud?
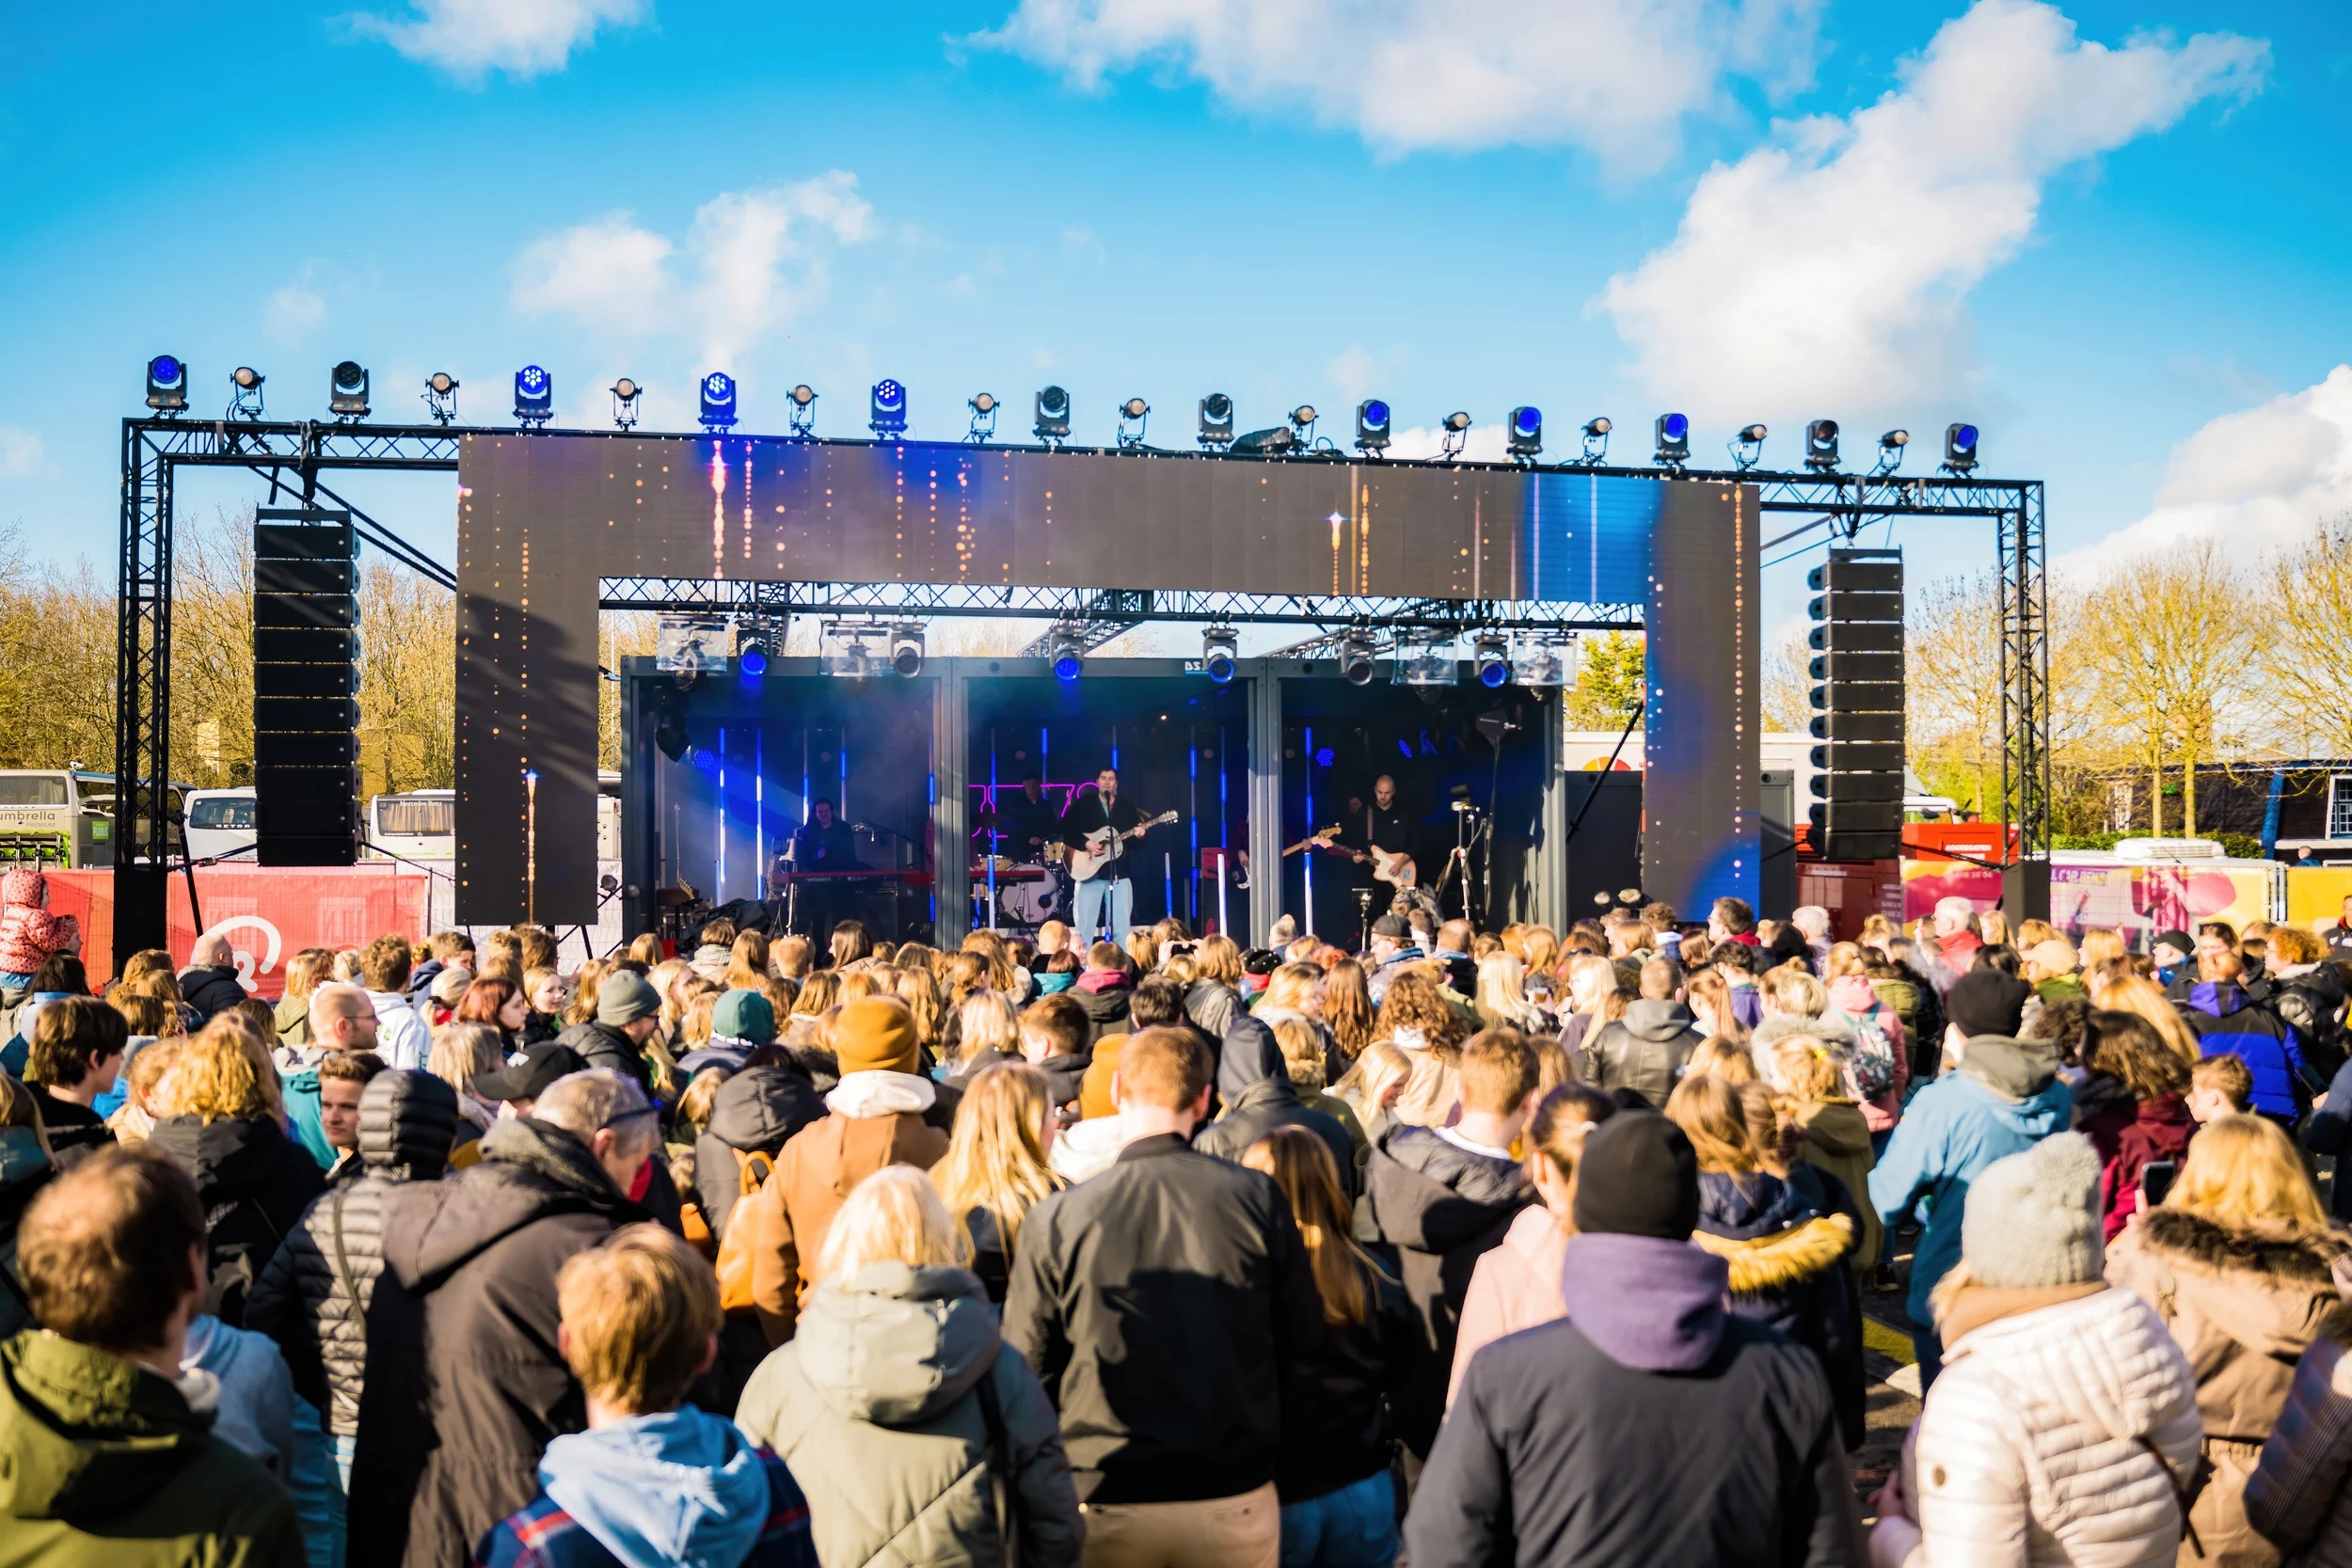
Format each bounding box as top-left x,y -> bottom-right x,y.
1387,422 -> 1509,465
981,0 -> 1826,164
2067,365 -> 2352,569
1599,0 -> 2265,424
1061,227 -> 1106,265
511,173 -> 875,366
350,0 -> 647,80
0,427 -> 43,477
1324,347 -> 1375,406
264,277 -> 326,342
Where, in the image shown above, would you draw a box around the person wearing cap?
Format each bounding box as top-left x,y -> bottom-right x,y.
555,970 -> 662,1097
740,996 -> 948,1346
1408,1112 -> 1867,1567
2152,928 -> 2198,989
1868,968 -> 2073,1388
679,990 -> 777,1077
2021,937 -> 2085,1006
1868,1133 -> 2201,1567
1364,913 -> 1421,1006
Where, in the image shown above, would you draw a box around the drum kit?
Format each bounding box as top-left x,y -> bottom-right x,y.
970,811 -> 1069,929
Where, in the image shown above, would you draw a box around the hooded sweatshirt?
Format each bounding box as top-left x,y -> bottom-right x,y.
526,1407 -> 776,1568
1867,1034 -> 2073,1331
691,1065 -> 826,1244
2179,978 -> 2306,1118
1692,1172 -> 1864,1451
0,866 -> 72,976
1581,999 -> 1704,1110
1190,1017 -> 1358,1197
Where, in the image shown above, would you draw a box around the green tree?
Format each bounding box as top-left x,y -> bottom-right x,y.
1562,630 -> 1645,727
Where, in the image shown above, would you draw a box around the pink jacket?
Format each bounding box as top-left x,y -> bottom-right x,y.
0,868 -> 73,977
1827,974 -> 1908,1132
1448,1205 -> 1569,1408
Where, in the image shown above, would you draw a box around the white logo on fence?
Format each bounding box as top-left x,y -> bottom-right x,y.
199,915 -> 284,994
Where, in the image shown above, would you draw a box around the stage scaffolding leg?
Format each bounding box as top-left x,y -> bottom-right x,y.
1245,664 -> 1284,947
1534,696 -> 1569,932
931,660 -> 970,943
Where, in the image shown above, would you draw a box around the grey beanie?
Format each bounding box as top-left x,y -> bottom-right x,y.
1961,1132 -> 2105,1289
596,971 -> 661,1028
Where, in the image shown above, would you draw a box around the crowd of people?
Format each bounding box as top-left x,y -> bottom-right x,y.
8,854 -> 2352,1565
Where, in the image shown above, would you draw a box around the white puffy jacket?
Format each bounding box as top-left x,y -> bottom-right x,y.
1897,1286 -> 2203,1567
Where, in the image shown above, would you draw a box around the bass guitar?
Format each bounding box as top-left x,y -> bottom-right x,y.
1068,810 -> 1179,881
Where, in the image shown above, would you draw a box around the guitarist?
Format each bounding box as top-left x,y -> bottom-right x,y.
1062,767 -> 1146,943
1343,774 -> 1422,893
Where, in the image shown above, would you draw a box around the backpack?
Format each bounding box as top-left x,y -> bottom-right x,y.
712,1148 -> 775,1314
1831,1006 -> 1899,1101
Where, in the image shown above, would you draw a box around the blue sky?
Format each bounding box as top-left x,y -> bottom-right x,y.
3,0 -> 2348,626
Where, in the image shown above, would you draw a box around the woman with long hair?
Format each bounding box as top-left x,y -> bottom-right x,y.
2108,1114 -> 2347,1563
562,957 -> 612,1027
428,1021 -> 505,1140
1322,958 -> 1375,1061
2079,1010 -> 2195,1238
948,990 -> 1022,1079
273,946 -> 334,1045
1376,969 -> 1470,1056
1556,953 -> 1621,1058
1473,953 -> 1546,1033
1332,1039 -> 1411,1145
1687,969 -> 1751,1049
725,929 -> 771,992
785,969 -> 841,1046
886,964 -> 945,1059
1184,933 -> 1247,1037
929,1061 -> 1061,1305
454,974 -> 528,1054
2095,971 -> 2205,1067
961,929 -> 1022,996
1243,1128 -> 1415,1568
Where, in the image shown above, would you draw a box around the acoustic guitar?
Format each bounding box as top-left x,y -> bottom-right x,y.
1067,810 -> 1179,881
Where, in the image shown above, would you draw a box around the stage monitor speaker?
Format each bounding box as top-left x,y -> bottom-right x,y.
254,510 -> 360,867
1759,768 -> 1796,918
1807,547 -> 1906,862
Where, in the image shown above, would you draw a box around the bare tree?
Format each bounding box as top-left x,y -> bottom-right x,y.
1906,573 -> 2004,816
2271,514 -> 2352,752
2084,540 -> 2251,836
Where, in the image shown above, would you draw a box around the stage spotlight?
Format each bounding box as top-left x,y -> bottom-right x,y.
654,697 -> 691,763
422,372 -> 459,426
612,378 -> 642,431
515,365 -> 554,427
1199,392 -> 1234,449
230,366 -> 265,420
328,360 -> 371,419
1355,399 -> 1391,456
1473,631 -> 1509,689
699,372 -> 739,432
1049,627 -> 1084,683
968,392 -> 998,444
1874,428 -> 1909,475
1804,419 -> 1840,472
145,356 -> 188,414
1580,417 -> 1612,465
1506,405 -> 1543,461
1201,626 -> 1237,684
1730,422 -> 1767,471
1117,397 -> 1149,450
870,378 -> 908,437
737,636 -> 769,682
1653,412 -> 1690,467
1035,385 -> 1072,445
1289,404 -> 1318,446
1340,633 -> 1376,687
787,383 -> 818,437
1944,421 -> 1980,473
890,624 -> 925,677
1440,410 -> 1472,461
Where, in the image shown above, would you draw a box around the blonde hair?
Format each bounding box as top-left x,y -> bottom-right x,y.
1391,1043 -> 1462,1128
2077,928 -> 2126,969
163,1020 -> 280,1123
555,1224 -> 722,1414
1824,942 -> 1868,981
1763,968 -> 1826,1019
2098,974 -> 2203,1066
960,930 -> 1019,993
2269,926 -> 2327,966
1565,954 -> 1619,1016
955,990 -> 1021,1068
2168,1113 -> 2328,1229
1244,1128 -> 1380,1326
1977,909 -> 2011,948
1334,1039 -> 1410,1116
1270,1017 -> 1327,1091
1685,1034 -> 1758,1085
428,1022 -> 504,1099
1194,934 -> 1243,985
675,1066 -> 730,1135
1666,1072 -> 1757,1174
888,966 -> 944,1049
1769,1034 -> 1846,1103
817,1164 -> 969,1281
283,947 -> 335,1004
792,970 -> 841,1017
1473,955 -> 1542,1031
1686,970 -> 1750,1048
930,1063 -> 1059,1260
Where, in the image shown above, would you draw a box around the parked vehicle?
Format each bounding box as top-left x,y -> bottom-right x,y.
183,787 -> 259,863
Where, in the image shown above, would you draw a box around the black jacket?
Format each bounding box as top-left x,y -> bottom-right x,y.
177,964 -> 248,1023
29,1088 -> 112,1168
1003,1132 -> 1326,1505
1353,1121 -> 1531,1457
246,1070 -> 458,1440
356,1116 -> 644,1568
1184,978 -> 1242,1040
691,1063 -> 826,1243
2276,963 -> 2351,1083
1041,1051 -> 1091,1110
1695,1171 -> 1866,1452
554,1018 -> 653,1097
1071,981 -> 1132,1045
1191,1018 -> 1359,1200
1581,999 -> 1705,1110
148,1112 -> 327,1328
1279,1260 -> 1417,1503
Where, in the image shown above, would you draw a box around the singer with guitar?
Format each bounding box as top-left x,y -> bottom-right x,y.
1061,767 -> 1173,944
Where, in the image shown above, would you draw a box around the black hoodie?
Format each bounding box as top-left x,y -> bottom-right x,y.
147,1112 -> 327,1328
692,1063 -> 826,1242
1192,1018 -> 1358,1199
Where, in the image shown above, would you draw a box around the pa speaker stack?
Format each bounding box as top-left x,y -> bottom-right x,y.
253,508 -> 360,865
1805,547 -> 1905,862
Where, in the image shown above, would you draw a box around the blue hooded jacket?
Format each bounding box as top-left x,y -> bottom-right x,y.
1868,1035 -> 2073,1331
534,1406 -> 775,1568
2179,979 -> 2305,1118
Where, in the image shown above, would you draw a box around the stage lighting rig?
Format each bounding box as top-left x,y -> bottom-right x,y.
737,633 -> 770,680
699,372 -> 739,433
1201,626 -> 1237,684
967,392 -> 998,444
1035,385 -> 1072,446
1873,428 -> 1909,475
1730,423 -> 1767,471
611,378 -> 642,431
1339,631 -> 1376,687
1653,412 -> 1690,467
1439,410 -> 1472,462
1473,631 -> 1509,689
1195,392 -> 1235,450
1048,626 -> 1084,683
787,383 -> 818,437
1506,406 -> 1543,462
870,378 -> 908,437
1117,397 -> 1150,450
422,372 -> 459,426
328,360 -> 371,420
1804,420 -> 1840,472
145,356 -> 188,415
1355,399 -> 1391,456
515,366 -> 554,428
1231,425 -> 1295,455
1289,405 -> 1318,450
890,624 -> 926,677
229,366 -> 265,420
1944,421 -> 1980,474
1579,417 -> 1611,465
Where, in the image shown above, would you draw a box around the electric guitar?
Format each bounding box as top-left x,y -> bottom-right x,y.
1282,826 -> 1343,856
1290,826 -> 1418,887
1067,810 -> 1179,881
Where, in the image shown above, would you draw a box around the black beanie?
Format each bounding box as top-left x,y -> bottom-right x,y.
1571,1111 -> 1700,1241
1947,969 -> 2034,1039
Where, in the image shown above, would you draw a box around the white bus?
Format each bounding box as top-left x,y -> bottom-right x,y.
367,773 -> 622,863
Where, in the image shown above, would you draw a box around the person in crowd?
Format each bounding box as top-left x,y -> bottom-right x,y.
1819,942 -> 1907,1137
1239,1128 -> 1415,1568
676,989 -> 776,1076
2179,947 -> 2309,1124
315,1050 -> 387,1183
1471,953 -> 1546,1034
2075,1010 -> 2199,1238
519,966 -> 568,1047
1448,1083 -> 1616,1404
273,946 -> 332,1045
743,996 -> 949,1346
2105,1114 -> 2346,1563
1788,906 -> 1833,971
950,990 -> 1024,1079
454,974 -> 530,1055
403,931 -> 470,1006
556,969 -> 663,1098
689,918 -> 737,983
1184,934 -> 1246,1038
278,981 -> 383,1171
1411,1111 -> 1866,1567
0,1147 -> 308,1565
423,965 -> 475,1030
1362,914 -> 1425,1006
2265,925 -> 2346,1082
358,934 -> 431,1071
1192,1015 -> 1357,1197
1072,941 -> 1135,1045
930,1060 -> 1061,1306
1019,992 -> 1095,1112
0,1075 -> 53,1338
1375,967 -> 1473,1057
432,1022 -> 509,1149
1034,950 -> 1081,996
468,1041 -> 594,1124
23,994 -> 124,1165
1668,1073 -> 1865,1451
1004,1025 -> 1322,1568
1268,1016 -> 1367,1164
1427,919 -> 1478,998
175,930 -> 248,1023
1581,957 -> 1704,1109
692,1042 -> 826,1244
474,1224 -> 818,1568
1869,968 -> 2072,1387
2195,1052 -> 2256,1123
2022,937 -> 2087,1006
359,1069 -> 660,1568
1321,958 -> 1375,1062
2152,928 -> 2199,988
2242,1311 -> 2352,1562
106,1030 -> 179,1146
0,865 -> 79,996
1765,1031 -> 1879,1280
1867,1131 -> 2202,1567
1357,1028 -> 1538,1460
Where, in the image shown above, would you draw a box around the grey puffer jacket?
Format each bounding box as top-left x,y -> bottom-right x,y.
737,1261 -> 1083,1568
246,1070 -> 458,1439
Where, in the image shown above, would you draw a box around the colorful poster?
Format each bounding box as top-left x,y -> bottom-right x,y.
1901,859 -> 2278,951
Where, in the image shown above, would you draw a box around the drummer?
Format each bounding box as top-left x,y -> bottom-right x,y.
1004,773 -> 1064,859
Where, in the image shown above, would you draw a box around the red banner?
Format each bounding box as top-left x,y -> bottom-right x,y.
46,865 -> 433,1000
